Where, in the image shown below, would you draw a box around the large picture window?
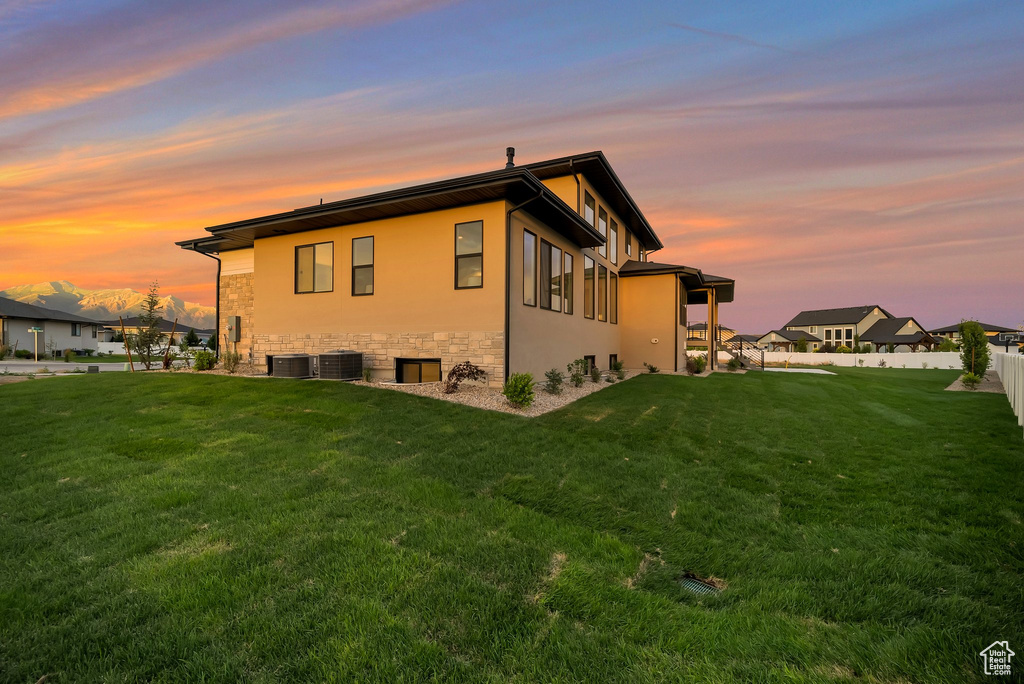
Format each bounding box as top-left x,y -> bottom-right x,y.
523,230 -> 537,306
352,236 -> 373,295
455,221 -> 483,289
584,192 -> 595,227
598,207 -> 608,258
609,219 -> 618,265
563,253 -> 573,315
296,242 -> 333,293
539,240 -> 562,312
598,264 -> 607,321
584,255 -> 595,319
609,273 -> 618,324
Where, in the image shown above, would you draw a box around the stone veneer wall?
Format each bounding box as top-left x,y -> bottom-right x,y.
252,331 -> 505,387
219,273 -> 255,360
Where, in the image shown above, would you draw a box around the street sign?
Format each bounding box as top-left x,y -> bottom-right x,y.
28,327 -> 43,332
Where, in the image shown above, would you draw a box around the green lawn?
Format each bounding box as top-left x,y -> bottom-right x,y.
2,369 -> 1021,682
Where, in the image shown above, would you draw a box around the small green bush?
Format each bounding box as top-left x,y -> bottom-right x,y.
362,367 -> 373,382
693,355 -> 707,373
222,351 -> 242,374
643,362 -> 659,374
15,349 -> 31,359
961,372 -> 982,390
194,350 -> 216,371
835,345 -> 852,354
727,357 -> 741,372
937,337 -> 957,352
611,359 -> 625,380
543,368 -> 564,394
63,348 -> 75,363
590,366 -> 601,383
605,375 -> 615,383
877,359 -> 887,368
566,359 -> 587,387
502,372 -> 535,408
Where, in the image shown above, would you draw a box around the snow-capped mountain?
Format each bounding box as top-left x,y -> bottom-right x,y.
0,281 -> 215,329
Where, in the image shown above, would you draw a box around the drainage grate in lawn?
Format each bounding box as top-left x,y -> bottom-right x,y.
680,575 -> 723,596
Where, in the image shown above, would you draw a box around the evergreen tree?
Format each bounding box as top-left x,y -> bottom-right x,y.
132,282 -> 166,370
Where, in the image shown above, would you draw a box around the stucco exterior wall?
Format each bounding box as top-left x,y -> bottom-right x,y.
619,274 -> 680,372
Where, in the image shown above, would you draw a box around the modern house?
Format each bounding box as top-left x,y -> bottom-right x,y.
0,296 -> 100,355
782,305 -> 894,351
176,149 -> 735,384
859,316 -> 935,352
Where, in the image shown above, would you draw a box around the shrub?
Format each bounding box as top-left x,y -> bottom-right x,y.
818,344 -> 836,354
858,359 -> 864,367
921,361 -> 928,370
566,359 -> 587,387
442,361 -> 486,394
961,372 -> 982,390
605,375 -> 615,383
727,357 -> 741,372
886,342 -> 895,354
543,368 -> 564,394
795,336 -> 808,353
206,335 -> 217,352
958,321 -> 990,377
877,359 -> 887,368
835,345 -> 852,354
15,349 -> 32,359
686,354 -> 706,376
183,328 -> 200,347
63,349 -> 75,363
937,337 -> 957,352
194,350 -> 216,371
590,366 -> 601,383
362,367 -> 373,382
82,348 -> 94,356
222,351 -> 241,374
162,353 -> 177,370
502,372 -> 535,408
643,362 -> 659,374
611,359 -> 625,380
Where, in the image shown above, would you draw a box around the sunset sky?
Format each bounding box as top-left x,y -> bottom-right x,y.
2,0 -> 1022,332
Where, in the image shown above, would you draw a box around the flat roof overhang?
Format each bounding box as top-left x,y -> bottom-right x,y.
177,169 -> 604,255
618,260 -> 734,304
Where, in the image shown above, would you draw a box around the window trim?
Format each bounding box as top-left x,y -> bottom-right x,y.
523,229 -> 537,306
609,272 -> 618,324
351,236 -> 374,296
598,264 -> 607,322
294,241 -> 334,294
71,323 -> 81,337
563,252 -> 573,315
454,220 -> 484,290
609,218 -> 618,265
539,239 -> 562,312
584,191 -> 596,227
583,354 -> 597,373
583,255 -> 595,319
597,207 -> 608,258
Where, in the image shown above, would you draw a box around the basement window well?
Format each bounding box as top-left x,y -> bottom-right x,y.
395,358 -> 442,383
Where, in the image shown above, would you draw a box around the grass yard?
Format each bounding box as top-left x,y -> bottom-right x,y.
1,369 -> 1021,682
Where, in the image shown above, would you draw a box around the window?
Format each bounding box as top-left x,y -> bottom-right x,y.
296,242 -> 333,293
609,219 -> 618,265
810,326 -> 817,334
523,230 -> 536,305
396,358 -> 441,383
539,240 -> 562,312
91,326 -> 97,339
71,323 -> 81,337
625,232 -> 633,257
563,253 -> 573,315
455,221 -> 483,289
584,192 -> 595,227
352,236 -> 373,295
845,328 -> 854,342
609,273 -> 618,324
598,207 -> 608,258
609,354 -> 617,369
639,248 -> 646,262
598,264 -> 607,321
584,255 -> 595,319
584,354 -> 597,373
825,329 -> 832,341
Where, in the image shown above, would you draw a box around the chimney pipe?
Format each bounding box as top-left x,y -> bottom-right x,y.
505,147 -> 515,169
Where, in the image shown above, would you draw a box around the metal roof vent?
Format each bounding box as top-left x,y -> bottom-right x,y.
505,146 -> 515,169
319,350 -> 363,381
272,354 -> 314,379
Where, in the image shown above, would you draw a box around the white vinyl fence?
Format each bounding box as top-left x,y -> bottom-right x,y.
993,353 -> 1024,438
758,351 -> 961,369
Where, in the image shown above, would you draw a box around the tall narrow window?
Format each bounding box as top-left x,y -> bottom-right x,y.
352,236 -> 373,295
539,240 -> 562,312
609,219 -> 618,265
584,255 -> 595,319
584,192 -> 595,227
455,220 -> 483,289
609,273 -> 618,324
71,323 -> 81,337
523,230 -> 536,306
598,207 -> 608,258
296,242 -> 333,293
625,232 -> 633,257
563,253 -> 573,315
598,264 -> 607,322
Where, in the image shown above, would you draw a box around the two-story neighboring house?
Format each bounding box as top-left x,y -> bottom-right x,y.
781,305 -> 893,351
176,150 -> 735,385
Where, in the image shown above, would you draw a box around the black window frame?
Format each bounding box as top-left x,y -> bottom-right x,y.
598,264 -> 608,322
584,192 -> 595,227
584,354 -> 597,373
351,236 -> 374,296
294,241 -> 334,294
597,207 -> 608,258
71,323 -> 81,337
523,229 -> 537,306
563,252 -> 573,315
609,218 -> 618,265
625,231 -> 633,257
539,239 -> 562,312
609,272 -> 618,324
583,255 -> 595,319
454,220 -> 484,290
609,353 -> 617,369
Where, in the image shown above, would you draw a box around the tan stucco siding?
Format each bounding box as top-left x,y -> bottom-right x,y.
541,174 -> 632,265
619,274 -> 679,372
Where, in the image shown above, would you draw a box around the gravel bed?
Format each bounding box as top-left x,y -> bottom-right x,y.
944,371 -> 1005,393
356,370 -> 645,416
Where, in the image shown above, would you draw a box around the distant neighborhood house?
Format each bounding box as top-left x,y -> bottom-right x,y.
98,317 -> 214,345
0,295 -> 100,354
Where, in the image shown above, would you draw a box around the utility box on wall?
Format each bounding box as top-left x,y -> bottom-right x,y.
227,316 -> 241,343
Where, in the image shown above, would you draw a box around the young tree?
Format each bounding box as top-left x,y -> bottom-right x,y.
131,281 -> 166,370
183,328 -> 200,347
958,320 -> 990,377
796,336 -> 808,352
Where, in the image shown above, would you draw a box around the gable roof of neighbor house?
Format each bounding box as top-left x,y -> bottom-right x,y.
860,317 -> 934,345
0,296 -> 100,325
784,305 -> 893,328
734,334 -> 761,344
758,329 -> 822,343
686,323 -> 736,333
103,317 -> 214,335
617,260 -> 735,303
928,321 -> 1018,335
178,151 -> 660,256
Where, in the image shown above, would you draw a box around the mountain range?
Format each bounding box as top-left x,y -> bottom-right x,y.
0,281 -> 215,330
